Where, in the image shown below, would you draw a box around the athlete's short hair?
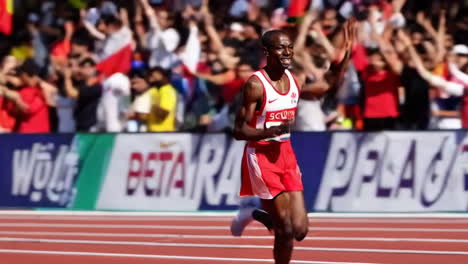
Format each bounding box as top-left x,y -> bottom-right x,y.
261,30 -> 287,49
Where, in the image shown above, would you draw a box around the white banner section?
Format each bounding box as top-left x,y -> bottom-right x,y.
96,134 -> 245,211
315,132 -> 468,212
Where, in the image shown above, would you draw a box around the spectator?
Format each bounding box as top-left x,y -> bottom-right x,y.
92,14 -> 133,78
26,13 -> 48,72
205,61 -> 256,132
14,59 -> 50,133
430,94 -> 462,129
128,68 -> 151,132
400,31 -> 468,128
50,33 -> 94,133
133,66 -> 178,132
293,11 -> 355,131
0,85 -> 26,133
0,0 -> 467,134
63,58 -> 102,132
398,46 -> 431,130
0,56 -> 23,132
94,72 -> 131,132
360,47 -> 401,131
140,0 -> 181,69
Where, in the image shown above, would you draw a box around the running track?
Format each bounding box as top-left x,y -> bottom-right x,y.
0,211 -> 468,264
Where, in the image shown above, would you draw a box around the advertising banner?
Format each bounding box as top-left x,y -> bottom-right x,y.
315,132 -> 468,212
3,131 -> 468,212
0,134 -> 78,208
96,133 -> 246,211
72,134 -> 116,210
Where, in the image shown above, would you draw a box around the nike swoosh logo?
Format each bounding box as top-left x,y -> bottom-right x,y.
160,142 -> 177,149
268,98 -> 278,104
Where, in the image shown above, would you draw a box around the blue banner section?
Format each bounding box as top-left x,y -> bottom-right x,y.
291,132 -> 332,212
198,132 -> 332,211
0,134 -> 78,208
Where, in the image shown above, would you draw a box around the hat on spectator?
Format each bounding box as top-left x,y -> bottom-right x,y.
452,44 -> 468,56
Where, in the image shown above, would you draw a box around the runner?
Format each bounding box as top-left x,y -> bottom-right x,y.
232,19 -> 356,264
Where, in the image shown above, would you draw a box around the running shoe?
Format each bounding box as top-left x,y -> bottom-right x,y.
230,207 -> 255,236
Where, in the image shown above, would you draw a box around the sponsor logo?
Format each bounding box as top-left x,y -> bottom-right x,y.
266,108 -> 296,121
315,133 -> 465,212
119,135 -> 243,209
160,141 -> 177,149
268,98 -> 278,104
291,92 -> 298,104
126,151 -> 186,197
11,143 -> 78,206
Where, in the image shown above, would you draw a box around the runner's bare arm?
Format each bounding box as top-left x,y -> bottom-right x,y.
233,77 -> 288,141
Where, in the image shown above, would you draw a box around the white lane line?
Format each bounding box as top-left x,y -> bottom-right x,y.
1,222 -> 468,232
1,210 -> 468,219
0,216 -> 233,221
1,237 -> 468,256
0,249 -> 378,264
1,216 -> 468,224
1,231 -> 468,243
0,223 -> 229,230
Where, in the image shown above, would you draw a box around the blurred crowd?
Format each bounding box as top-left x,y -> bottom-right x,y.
0,0 -> 467,133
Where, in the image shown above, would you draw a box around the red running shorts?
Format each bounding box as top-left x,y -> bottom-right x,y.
240,140 -> 303,199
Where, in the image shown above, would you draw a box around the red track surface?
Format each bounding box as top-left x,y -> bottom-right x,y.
0,213 -> 468,264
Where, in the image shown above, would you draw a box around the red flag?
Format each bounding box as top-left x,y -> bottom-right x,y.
96,28 -> 133,78
0,0 -> 13,35
96,44 -> 132,78
287,0 -> 309,19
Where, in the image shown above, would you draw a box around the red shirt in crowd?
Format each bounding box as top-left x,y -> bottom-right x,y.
361,67 -> 400,119
16,86 -> 50,133
0,96 -> 16,132
51,39 -> 71,62
222,78 -> 244,103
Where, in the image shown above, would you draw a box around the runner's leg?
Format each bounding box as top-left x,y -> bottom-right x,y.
262,192 -> 294,264
288,191 -> 308,241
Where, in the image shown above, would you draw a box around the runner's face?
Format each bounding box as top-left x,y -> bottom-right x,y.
266,34 -> 294,69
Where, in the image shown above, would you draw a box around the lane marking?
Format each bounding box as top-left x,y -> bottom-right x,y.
0,216 -> 228,222
0,223 -> 229,230
1,237 -> 468,255
0,249 -> 378,264
1,216 -> 468,224
1,231 -> 468,243
1,223 -> 468,232
1,210 -> 468,218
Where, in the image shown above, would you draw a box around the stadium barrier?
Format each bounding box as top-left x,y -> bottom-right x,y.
0,131 -> 466,212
